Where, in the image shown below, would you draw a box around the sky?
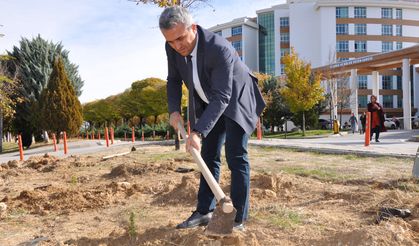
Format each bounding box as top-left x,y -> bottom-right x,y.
1,0 -> 285,103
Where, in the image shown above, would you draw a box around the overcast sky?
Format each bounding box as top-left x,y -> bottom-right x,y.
1,0 -> 285,103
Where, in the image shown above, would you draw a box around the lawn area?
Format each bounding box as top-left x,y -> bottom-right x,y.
263,129 -> 333,139
1,141 -> 51,154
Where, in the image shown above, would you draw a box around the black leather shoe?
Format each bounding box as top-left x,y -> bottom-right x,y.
233,222 -> 245,231
176,211 -> 212,229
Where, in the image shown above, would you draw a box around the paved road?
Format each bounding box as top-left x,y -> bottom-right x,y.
1,130 -> 418,164
249,130 -> 419,158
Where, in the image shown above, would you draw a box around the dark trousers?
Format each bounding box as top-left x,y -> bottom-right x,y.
370,125 -> 381,141
196,115 -> 250,223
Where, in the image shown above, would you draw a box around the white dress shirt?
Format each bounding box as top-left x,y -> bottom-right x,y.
185,32 -> 209,104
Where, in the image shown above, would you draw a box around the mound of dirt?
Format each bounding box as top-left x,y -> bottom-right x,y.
153,175 -> 199,206
9,183 -> 139,215
66,226 -> 260,246
250,173 -> 298,201
106,162 -> 176,179
310,221 -> 417,246
24,155 -> 59,172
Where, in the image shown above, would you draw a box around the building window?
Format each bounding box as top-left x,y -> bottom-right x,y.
355,41 -> 367,52
231,26 -> 242,36
258,11 -> 275,75
280,32 -> 289,43
398,96 -> 403,108
336,7 -> 348,18
383,95 -> 393,108
280,64 -> 285,75
355,24 -> 367,35
358,75 -> 368,89
280,17 -> 289,27
336,24 -> 349,35
214,31 -> 222,36
231,40 -> 242,51
382,24 -> 393,36
397,76 -> 402,89
382,76 -> 393,89
336,41 -> 349,52
354,7 -> 366,18
396,42 -> 403,50
396,25 -> 402,36
381,8 -> 393,19
382,41 -> 393,52
396,9 -> 402,19
359,95 -> 368,108
280,48 -> 289,57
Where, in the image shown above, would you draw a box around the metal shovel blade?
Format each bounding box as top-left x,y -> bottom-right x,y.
413,147 -> 419,178
205,204 -> 237,235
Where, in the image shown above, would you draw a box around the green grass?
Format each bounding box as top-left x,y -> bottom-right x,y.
281,166 -> 352,182
251,205 -> 303,229
1,141 -> 51,154
263,130 -> 333,139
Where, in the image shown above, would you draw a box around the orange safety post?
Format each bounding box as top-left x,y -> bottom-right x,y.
52,133 -> 58,152
166,130 -> 169,140
257,118 -> 262,140
141,129 -> 145,142
86,131 -> 89,140
187,121 -> 191,135
110,127 -> 114,145
365,112 -> 371,147
105,127 -> 109,147
63,132 -> 68,155
18,134 -> 24,161
92,131 -> 95,140
98,131 -> 101,140
132,127 -> 135,142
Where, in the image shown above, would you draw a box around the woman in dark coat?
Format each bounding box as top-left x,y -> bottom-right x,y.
367,95 -> 386,142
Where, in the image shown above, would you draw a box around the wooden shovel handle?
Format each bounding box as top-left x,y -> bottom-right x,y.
178,123 -> 234,213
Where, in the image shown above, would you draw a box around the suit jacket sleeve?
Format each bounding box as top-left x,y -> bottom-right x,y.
165,43 -> 183,114
193,46 -> 234,137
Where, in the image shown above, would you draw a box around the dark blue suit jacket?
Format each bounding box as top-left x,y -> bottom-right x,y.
165,25 -> 266,137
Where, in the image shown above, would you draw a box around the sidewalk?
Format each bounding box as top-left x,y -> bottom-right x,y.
249,130 -> 419,158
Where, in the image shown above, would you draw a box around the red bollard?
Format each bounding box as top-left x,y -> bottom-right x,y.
132,127 -> 135,142
105,127 -> 109,147
63,132 -> 68,155
92,131 -> 95,140
98,131 -> 101,140
365,112 -> 371,146
110,127 -> 114,145
86,131 -> 89,140
166,130 -> 169,140
18,134 -> 24,161
187,121 -> 191,135
52,133 -> 58,152
141,130 -> 145,142
257,118 -> 262,140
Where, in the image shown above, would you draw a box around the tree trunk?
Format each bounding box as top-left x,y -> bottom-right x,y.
0,109 -> 3,153
302,111 -> 306,137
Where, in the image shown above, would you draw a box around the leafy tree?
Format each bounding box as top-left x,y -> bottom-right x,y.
129,0 -> 212,9
38,58 -> 83,142
280,48 -> 324,136
6,35 -> 84,144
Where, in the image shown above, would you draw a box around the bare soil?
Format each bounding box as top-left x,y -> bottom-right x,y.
0,144 -> 418,245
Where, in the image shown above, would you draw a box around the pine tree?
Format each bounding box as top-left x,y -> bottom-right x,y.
39,58 -> 83,142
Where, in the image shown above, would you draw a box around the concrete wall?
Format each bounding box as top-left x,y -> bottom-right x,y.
243,24 -> 258,72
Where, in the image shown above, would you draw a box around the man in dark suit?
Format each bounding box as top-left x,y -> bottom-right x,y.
159,6 -> 265,230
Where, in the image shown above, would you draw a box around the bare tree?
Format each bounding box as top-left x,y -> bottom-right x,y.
128,0 -> 213,10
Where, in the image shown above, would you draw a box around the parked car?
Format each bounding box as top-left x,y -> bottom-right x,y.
384,119 -> 396,129
318,119 -> 332,130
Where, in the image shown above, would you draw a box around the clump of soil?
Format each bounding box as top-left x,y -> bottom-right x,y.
24,155 -> 59,172
66,226 -> 260,246
106,162 -> 176,179
8,183 -> 139,215
153,175 -> 199,206
250,173 -> 297,201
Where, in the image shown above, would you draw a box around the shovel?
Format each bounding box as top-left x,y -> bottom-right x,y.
177,122 -> 237,235
413,146 -> 419,178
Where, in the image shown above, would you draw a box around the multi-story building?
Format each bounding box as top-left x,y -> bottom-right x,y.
208,17 -> 259,72
255,0 -> 419,124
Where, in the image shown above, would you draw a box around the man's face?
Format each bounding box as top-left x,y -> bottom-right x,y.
161,23 -> 197,57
